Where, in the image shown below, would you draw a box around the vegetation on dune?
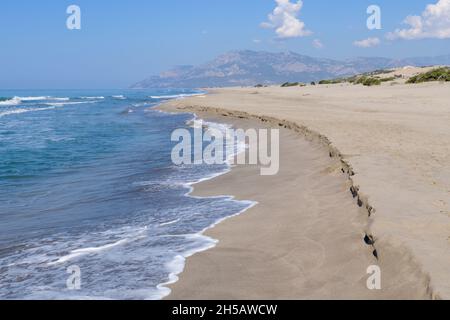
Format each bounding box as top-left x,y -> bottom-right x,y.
379,76 -> 397,82
280,67 -> 450,88
406,67 -> 450,84
281,82 -> 306,87
280,69 -> 399,88
279,67 -> 450,88
353,76 -> 382,86
318,69 -> 400,87
281,82 -> 299,87
318,79 -> 346,85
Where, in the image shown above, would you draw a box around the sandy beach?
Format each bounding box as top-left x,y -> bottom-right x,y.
158,75 -> 450,300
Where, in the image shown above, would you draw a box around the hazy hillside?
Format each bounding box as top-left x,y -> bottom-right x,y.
131,50 -> 450,88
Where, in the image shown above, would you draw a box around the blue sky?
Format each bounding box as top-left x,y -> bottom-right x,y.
1,0 -> 449,89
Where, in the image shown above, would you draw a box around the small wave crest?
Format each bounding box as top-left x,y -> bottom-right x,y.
159,219 -> 181,227
80,96 -> 105,100
0,96 -> 69,106
44,101 -> 100,107
185,115 -> 247,165
0,97 -> 22,106
0,106 -> 56,118
47,227 -> 148,266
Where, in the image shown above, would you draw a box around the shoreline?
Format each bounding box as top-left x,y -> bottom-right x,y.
156,112 -> 258,300
156,94 -> 435,299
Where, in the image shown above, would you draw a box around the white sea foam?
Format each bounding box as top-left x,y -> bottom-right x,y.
18,96 -> 49,101
0,107 -> 56,118
45,101 -> 99,107
112,95 -> 126,100
47,227 -> 148,266
0,96 -> 69,106
0,98 -> 21,106
47,239 -> 130,266
80,96 -> 105,100
186,114 -> 247,166
159,219 -> 181,227
18,96 -> 68,102
156,236 -> 218,299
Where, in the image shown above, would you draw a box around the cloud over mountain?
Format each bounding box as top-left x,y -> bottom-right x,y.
261,0 -> 311,38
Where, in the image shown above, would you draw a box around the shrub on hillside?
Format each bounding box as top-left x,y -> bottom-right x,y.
281,82 -> 299,87
354,76 -> 381,86
406,67 -> 450,84
318,79 -> 344,85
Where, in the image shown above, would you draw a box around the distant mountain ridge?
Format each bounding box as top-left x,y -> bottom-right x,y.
131,50 -> 450,88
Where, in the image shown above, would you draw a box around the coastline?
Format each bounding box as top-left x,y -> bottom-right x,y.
156,114 -> 258,299
156,87 -> 441,299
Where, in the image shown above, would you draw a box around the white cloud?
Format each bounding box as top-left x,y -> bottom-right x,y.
387,0 -> 450,40
261,0 -> 312,38
353,37 -> 381,48
312,39 -> 324,49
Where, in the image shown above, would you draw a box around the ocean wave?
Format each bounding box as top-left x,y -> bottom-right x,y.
80,96 -> 105,100
159,219 -> 181,227
185,115 -> 247,165
46,97 -> 70,101
0,97 -> 21,106
44,101 -> 100,107
19,96 -> 50,101
0,96 -> 69,106
47,227 -> 148,266
112,95 -> 126,100
0,107 -> 56,118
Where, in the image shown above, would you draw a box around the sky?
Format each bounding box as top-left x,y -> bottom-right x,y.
0,0 -> 449,89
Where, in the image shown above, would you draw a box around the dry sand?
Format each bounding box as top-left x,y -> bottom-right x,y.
158,74 -> 450,300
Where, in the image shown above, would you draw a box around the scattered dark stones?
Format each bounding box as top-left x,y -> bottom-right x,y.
373,250 -> 379,260
364,235 -> 375,245
357,197 -> 364,207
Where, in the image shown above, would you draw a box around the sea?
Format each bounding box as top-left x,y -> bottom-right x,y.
0,89 -> 254,300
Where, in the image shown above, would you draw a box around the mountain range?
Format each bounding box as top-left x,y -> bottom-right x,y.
131,50 -> 450,88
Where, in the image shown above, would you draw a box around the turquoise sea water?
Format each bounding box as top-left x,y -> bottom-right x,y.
0,90 -> 252,299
